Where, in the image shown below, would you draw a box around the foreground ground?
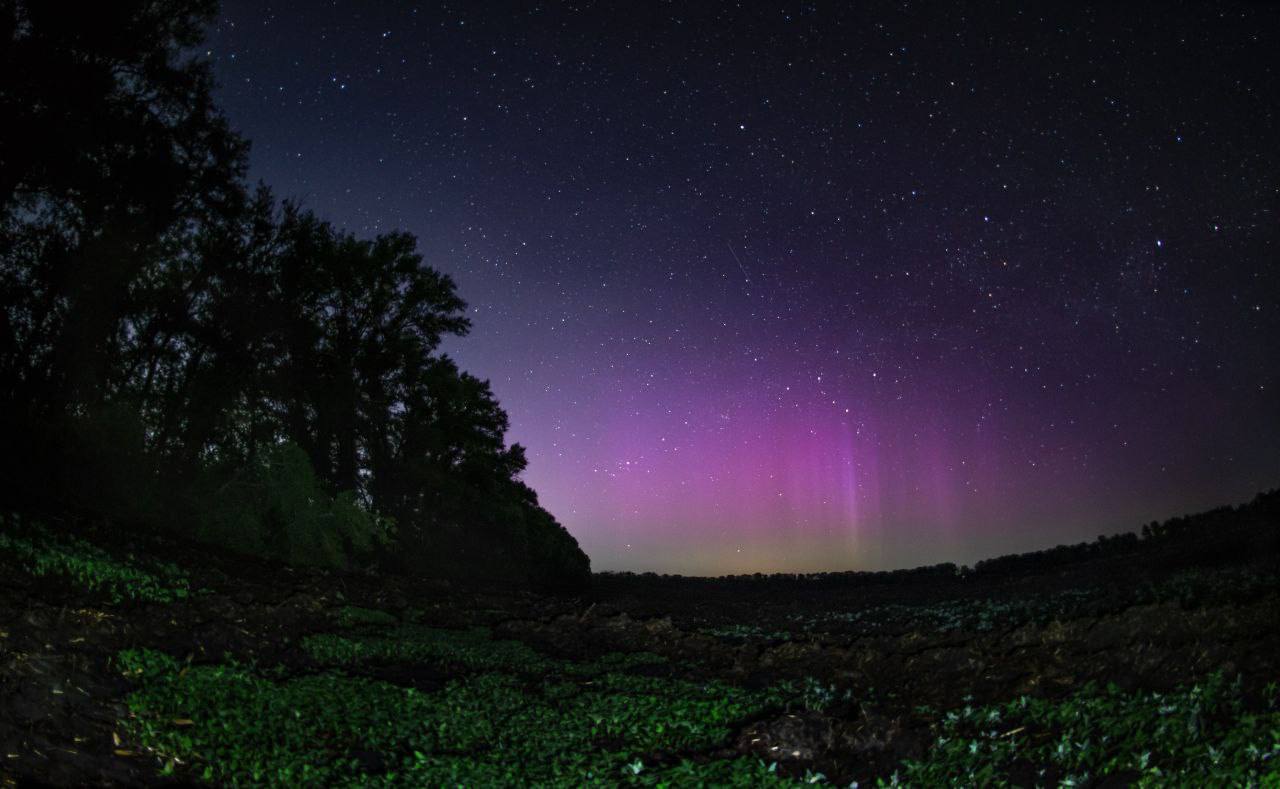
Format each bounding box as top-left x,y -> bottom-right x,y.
1,507 -> 1278,786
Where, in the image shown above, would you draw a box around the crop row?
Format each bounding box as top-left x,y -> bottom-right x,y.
115,645 -> 814,786
0,518 -> 193,604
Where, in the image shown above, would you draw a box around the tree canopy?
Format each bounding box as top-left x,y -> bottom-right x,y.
0,0 -> 589,589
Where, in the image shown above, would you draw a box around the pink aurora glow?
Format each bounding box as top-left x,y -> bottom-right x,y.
508,373 -> 1158,576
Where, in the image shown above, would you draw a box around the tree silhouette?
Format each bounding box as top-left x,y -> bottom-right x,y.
0,0 -> 589,587
1,0 -> 245,417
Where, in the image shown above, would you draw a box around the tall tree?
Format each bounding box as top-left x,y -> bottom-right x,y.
1,0 -> 245,409
1,0 -> 246,508
1,1 -> 589,587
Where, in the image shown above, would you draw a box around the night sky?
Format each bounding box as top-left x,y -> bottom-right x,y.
206,2 -> 1279,575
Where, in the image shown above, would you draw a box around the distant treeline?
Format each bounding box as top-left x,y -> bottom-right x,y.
0,1 -> 588,590
596,488 -> 1280,588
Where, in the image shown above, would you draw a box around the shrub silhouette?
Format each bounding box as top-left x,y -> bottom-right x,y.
191,442 -> 389,569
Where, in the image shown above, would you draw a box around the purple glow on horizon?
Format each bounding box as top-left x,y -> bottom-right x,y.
503,358 -> 1213,575
209,2 -> 1280,575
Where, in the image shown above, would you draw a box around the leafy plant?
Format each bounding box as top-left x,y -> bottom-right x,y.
193,442 -> 391,569
335,606 -> 400,628
303,624 -> 670,680
0,523 -> 191,604
900,671 -> 1280,784
116,642 -> 802,787
702,623 -> 794,642
301,626 -> 548,673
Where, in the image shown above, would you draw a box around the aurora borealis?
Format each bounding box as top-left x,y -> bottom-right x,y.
206,1 -> 1279,574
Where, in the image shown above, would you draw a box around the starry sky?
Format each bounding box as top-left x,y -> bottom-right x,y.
206,1 -> 1279,575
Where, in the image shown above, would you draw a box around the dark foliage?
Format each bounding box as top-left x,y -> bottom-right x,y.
0,0 -> 588,588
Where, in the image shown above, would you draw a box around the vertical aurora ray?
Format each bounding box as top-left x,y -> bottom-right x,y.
208,1 -> 1280,574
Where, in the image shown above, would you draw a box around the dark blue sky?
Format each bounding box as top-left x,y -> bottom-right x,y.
206,1 -> 1278,574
